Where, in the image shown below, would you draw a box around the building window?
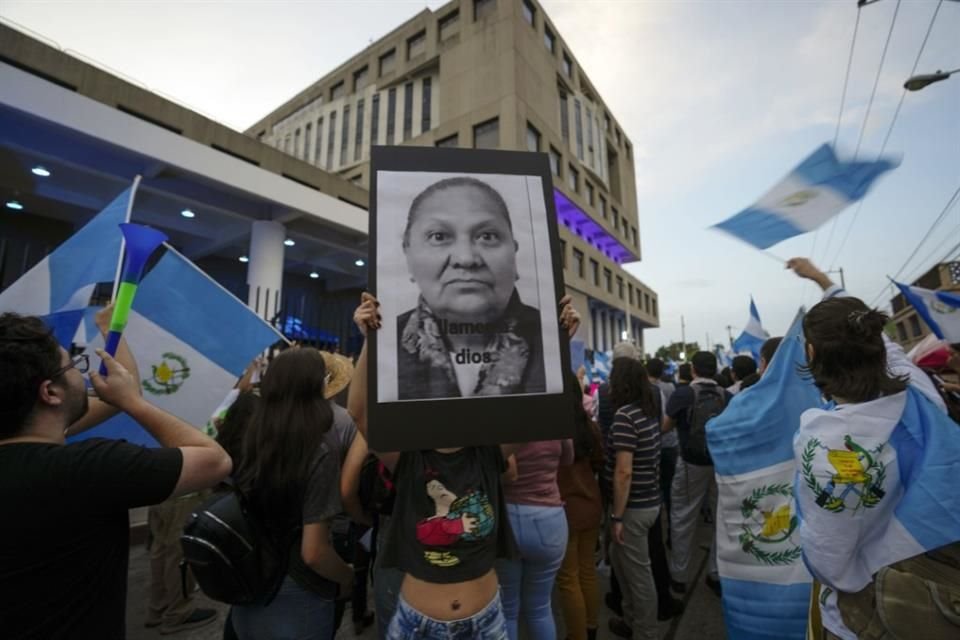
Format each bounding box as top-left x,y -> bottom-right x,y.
314,117 -> 323,164
549,147 -> 561,177
574,99 -> 584,160
340,105 -> 351,166
586,107 -> 594,166
439,9 -> 459,41
562,51 -> 573,77
330,81 -> 344,101
568,165 -> 578,192
294,128 -> 301,158
403,82 -> 414,141
326,112 -> 336,169
625,141 -> 632,161
559,239 -> 567,268
632,226 -> 638,247
599,195 -> 607,218
628,285 -> 634,305
386,88 -> 397,144
436,133 -> 458,148
896,322 -> 907,342
617,276 -> 624,300
644,293 -> 650,313
612,206 -> 618,230
379,49 -> 396,76
544,25 -> 555,53
522,0 -> 535,26
526,122 -> 540,152
590,259 -> 599,286
604,268 -> 612,293
353,66 -> 369,92
422,77 -> 432,133
559,90 -> 569,144
473,117 -> 499,149
350,173 -> 363,185
652,298 -> 657,317
909,315 -> 922,337
354,98 -> 365,161
284,134 -> 291,153
370,94 -> 380,145
474,0 -> 495,21
573,248 -> 584,278
304,123 -> 312,161
407,30 -> 426,60
585,182 -> 594,206
615,127 -> 621,147
604,112 -> 611,131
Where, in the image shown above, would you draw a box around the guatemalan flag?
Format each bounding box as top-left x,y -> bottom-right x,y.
894,281 -> 960,343
712,143 -> 898,250
73,247 -> 284,446
0,184 -> 135,346
708,309 -> 822,640
733,297 -> 768,362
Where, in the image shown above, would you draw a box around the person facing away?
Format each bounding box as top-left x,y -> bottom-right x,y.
662,351 -> 732,596
645,357 -> 679,508
0,312 -> 232,639
349,291 -> 580,640
396,177 -> 544,400
230,348 -> 354,640
787,258 -> 959,640
728,355 -> 758,395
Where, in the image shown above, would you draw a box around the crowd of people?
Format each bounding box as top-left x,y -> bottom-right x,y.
2,255 -> 959,640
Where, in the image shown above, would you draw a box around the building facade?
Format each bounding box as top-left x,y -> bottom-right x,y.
888,261 -> 960,352
246,0 -> 659,353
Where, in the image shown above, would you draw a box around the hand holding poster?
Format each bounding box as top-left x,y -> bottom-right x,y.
367,147 -> 573,451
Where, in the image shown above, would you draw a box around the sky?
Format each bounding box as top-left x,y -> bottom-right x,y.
3,0 -> 959,353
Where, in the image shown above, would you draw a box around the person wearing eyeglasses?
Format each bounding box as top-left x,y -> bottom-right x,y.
0,311 -> 232,640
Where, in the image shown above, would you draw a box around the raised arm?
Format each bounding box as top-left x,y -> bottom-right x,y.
340,431 -> 373,527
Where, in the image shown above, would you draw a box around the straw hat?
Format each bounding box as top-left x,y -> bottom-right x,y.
320,351 -> 354,399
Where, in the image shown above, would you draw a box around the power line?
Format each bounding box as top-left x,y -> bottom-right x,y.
827,0 -> 944,271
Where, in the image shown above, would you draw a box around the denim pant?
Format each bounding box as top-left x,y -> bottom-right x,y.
231,576 -> 334,640
386,591 -> 508,639
495,503 -> 569,640
374,515 -> 404,639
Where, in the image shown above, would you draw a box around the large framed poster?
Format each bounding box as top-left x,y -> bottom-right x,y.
367,146 -> 574,451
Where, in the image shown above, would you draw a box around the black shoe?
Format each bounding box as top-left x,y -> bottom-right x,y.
608,617 -> 633,639
159,608 -> 218,635
605,591 -> 624,616
705,575 -> 722,597
658,597 -> 685,620
670,579 -> 686,594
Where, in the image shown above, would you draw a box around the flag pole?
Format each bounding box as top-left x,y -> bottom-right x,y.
110,175 -> 142,302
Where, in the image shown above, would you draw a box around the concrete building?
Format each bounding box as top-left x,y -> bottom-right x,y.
246,0 -> 659,353
888,261 -> 960,352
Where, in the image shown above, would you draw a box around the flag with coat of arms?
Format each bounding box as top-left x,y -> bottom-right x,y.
893,280 -> 960,343
733,297 -> 769,362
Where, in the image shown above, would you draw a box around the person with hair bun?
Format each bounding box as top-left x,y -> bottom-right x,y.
788,258 -> 959,640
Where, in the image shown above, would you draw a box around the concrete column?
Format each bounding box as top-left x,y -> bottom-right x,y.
247,220 -> 285,323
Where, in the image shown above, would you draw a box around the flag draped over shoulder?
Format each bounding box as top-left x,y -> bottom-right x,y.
0,185 -> 135,346
712,143 -> 898,250
708,309 -> 822,640
73,247 -> 284,447
733,297 -> 768,362
894,281 -> 960,343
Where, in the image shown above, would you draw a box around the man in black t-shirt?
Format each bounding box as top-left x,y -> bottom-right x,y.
0,312 -> 233,640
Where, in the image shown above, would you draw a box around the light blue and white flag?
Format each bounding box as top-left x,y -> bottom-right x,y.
708,309 -> 822,640
591,350 -> 612,384
794,385 -> 960,638
894,281 -> 960,343
72,247 -> 284,447
712,143 -> 898,250
733,297 -> 768,362
715,345 -> 733,369
0,183 -> 136,345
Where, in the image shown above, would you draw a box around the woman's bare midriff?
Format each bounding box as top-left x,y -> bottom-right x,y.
400,569 -> 499,620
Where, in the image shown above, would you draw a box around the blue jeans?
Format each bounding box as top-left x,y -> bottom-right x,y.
495,504 -> 569,640
230,577 -> 334,640
386,591 -> 508,639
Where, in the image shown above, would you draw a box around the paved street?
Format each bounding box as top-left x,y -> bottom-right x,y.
126,518 -> 725,640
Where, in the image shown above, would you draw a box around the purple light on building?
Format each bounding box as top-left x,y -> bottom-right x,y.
552,189 -> 635,264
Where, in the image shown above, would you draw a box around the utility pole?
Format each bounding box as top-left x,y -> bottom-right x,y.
726,325 -> 734,348
680,315 -> 687,361
825,267 -> 846,289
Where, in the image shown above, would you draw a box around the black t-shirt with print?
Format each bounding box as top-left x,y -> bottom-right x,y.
380,446 -> 516,584
0,438 -> 183,640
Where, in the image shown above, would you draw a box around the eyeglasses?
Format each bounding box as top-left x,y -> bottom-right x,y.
50,353 -> 89,379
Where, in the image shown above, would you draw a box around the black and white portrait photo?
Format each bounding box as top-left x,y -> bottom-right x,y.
368,147 -> 572,450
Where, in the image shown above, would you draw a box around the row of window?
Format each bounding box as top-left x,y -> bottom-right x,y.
278,77 -> 433,169
559,239 -> 656,316
432,115 -> 499,151
592,311 -> 644,353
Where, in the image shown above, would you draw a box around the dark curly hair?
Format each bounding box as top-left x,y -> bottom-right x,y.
610,358 -> 657,417
0,313 -> 62,437
802,296 -> 907,403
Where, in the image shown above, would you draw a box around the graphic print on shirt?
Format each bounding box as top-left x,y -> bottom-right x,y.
415,469 -> 495,567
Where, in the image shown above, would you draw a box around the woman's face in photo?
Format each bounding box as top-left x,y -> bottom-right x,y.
404,185 -> 518,323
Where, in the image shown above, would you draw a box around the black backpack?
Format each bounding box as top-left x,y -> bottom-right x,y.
681,383 -> 727,465
180,488 -> 293,605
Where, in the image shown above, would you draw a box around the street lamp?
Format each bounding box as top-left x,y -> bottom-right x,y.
904,68 -> 959,92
